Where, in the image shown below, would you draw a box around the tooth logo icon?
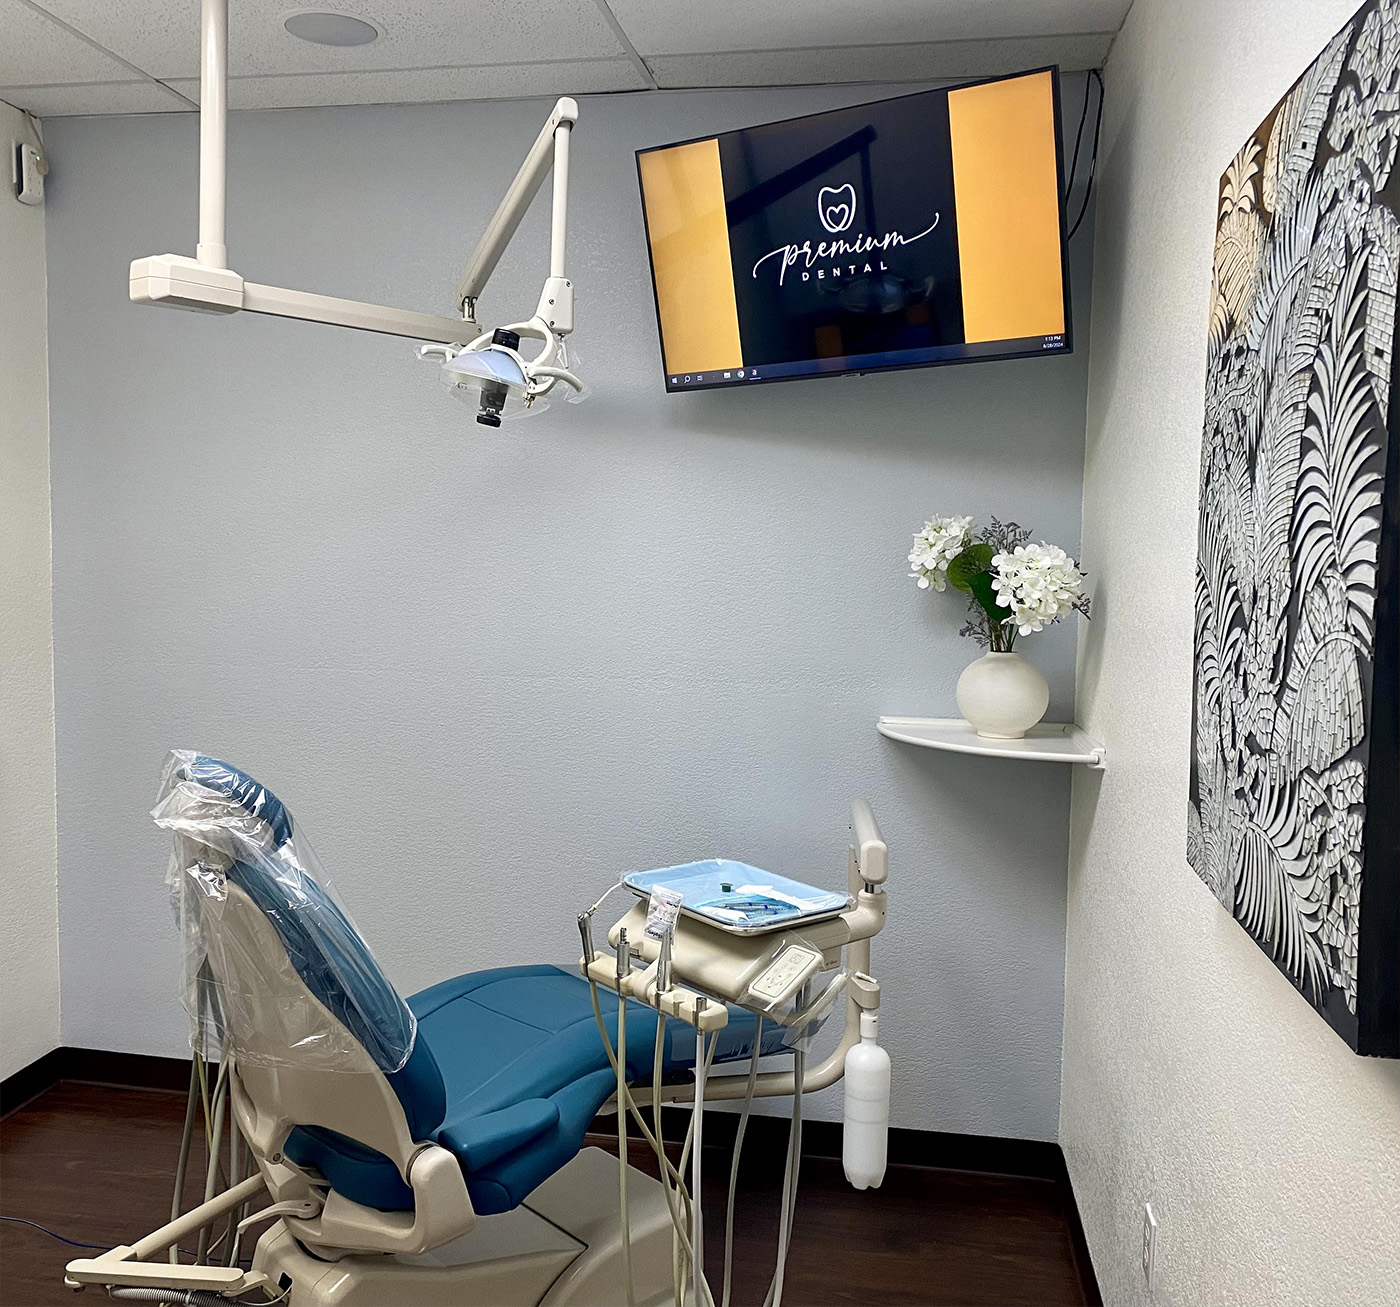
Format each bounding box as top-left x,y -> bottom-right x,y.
817,183 -> 856,234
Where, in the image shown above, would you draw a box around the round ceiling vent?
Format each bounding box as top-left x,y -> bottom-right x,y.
284,12 -> 381,46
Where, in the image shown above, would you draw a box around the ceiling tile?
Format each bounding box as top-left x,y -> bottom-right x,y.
0,79 -> 191,115
162,58 -> 646,110
32,0 -> 627,81
609,0 -> 1132,57
648,34 -> 1114,89
0,0 -> 152,84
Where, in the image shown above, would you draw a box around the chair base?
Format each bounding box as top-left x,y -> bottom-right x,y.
252,1148 -> 680,1306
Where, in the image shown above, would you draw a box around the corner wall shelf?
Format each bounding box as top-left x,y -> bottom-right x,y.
877,717 -> 1107,769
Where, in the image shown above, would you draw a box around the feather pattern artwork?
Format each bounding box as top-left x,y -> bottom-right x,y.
1189,0 -> 1399,1047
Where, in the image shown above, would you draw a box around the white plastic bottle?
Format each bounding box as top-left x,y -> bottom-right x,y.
842,1009 -> 890,1190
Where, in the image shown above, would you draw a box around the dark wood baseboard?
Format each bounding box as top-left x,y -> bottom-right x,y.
751,1111 -> 1065,1179
603,1102 -> 1067,1180
2,1046 -> 192,1117
4,1048 -> 1059,1176
2,1047 -> 1101,1303
0,1048 -> 68,1119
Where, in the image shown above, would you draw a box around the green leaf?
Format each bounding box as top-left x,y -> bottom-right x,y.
946,543 -> 994,593
968,570 -> 1011,625
947,543 -> 1010,626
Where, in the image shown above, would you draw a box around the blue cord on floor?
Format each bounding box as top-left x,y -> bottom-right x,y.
1,1213 -> 250,1266
0,1214 -> 109,1250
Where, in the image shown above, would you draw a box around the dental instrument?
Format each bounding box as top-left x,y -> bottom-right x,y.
63,753 -> 890,1306
131,0 -> 583,424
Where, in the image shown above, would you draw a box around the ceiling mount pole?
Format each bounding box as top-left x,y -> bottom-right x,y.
196,0 -> 228,269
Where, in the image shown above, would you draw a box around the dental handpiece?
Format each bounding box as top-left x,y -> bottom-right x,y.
657,931 -> 673,994
577,912 -> 596,966
616,927 -> 630,984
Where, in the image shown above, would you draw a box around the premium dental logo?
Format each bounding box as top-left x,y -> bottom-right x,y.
818,183 -> 856,234
752,181 -> 940,288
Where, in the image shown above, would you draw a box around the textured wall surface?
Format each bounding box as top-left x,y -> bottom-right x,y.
1064,2 -> 1400,1303
0,99 -> 60,1080
44,79 -> 1093,1137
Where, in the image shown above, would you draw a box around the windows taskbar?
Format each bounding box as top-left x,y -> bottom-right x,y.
663,333 -> 1069,391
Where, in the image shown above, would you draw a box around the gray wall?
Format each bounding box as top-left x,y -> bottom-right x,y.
46,79 -> 1093,1139
1063,2 -> 1400,1301
1,98 -> 60,1080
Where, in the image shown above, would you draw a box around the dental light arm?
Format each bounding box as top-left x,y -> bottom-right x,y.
426,107 -> 581,424
456,95 -> 575,326
131,0 -> 583,413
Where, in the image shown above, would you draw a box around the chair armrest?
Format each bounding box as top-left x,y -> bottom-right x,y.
437,1098 -> 561,1172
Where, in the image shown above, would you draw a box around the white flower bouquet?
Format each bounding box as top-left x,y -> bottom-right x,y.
908,515 -> 1091,652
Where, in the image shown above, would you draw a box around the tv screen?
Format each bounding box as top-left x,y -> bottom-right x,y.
636,68 -> 1071,392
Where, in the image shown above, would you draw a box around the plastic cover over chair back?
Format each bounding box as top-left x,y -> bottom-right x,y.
152,750 -> 417,1073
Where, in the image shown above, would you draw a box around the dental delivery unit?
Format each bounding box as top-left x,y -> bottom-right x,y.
130,0 -> 583,427
62,755 -> 891,1306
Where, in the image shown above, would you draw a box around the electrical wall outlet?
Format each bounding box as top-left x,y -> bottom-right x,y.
1141,1202 -> 1158,1291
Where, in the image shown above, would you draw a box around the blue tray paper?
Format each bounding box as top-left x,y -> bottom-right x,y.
623,859 -> 851,934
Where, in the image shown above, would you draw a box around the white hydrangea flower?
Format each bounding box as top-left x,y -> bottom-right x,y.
990,543 -> 1087,635
908,515 -> 974,591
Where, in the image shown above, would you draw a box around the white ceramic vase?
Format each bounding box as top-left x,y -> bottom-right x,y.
955,651 -> 1049,739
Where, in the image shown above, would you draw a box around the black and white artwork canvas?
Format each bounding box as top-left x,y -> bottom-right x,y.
1189,0 -> 1400,1056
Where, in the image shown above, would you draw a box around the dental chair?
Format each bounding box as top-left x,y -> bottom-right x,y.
65,752 -> 889,1307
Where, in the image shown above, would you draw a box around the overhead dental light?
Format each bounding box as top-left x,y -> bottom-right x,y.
130,0 -> 584,425
437,330 -> 531,427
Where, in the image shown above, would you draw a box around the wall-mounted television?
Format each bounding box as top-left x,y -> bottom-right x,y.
636,68 -> 1072,392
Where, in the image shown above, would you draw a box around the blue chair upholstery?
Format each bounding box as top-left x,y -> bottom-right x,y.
177,756 -> 788,1218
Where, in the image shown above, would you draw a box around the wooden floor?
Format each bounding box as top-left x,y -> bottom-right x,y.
1,1083 -> 1096,1307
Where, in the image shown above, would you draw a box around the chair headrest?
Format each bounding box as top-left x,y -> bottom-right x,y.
173,753 -> 294,848
153,749 -> 422,1081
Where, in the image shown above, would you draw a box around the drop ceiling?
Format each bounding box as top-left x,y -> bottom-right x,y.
0,0 -> 1131,117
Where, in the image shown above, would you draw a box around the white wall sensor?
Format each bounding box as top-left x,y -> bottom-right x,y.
14,141 -> 45,205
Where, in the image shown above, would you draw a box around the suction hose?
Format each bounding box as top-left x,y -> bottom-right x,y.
721,1016 -> 763,1307
105,1289 -> 227,1306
